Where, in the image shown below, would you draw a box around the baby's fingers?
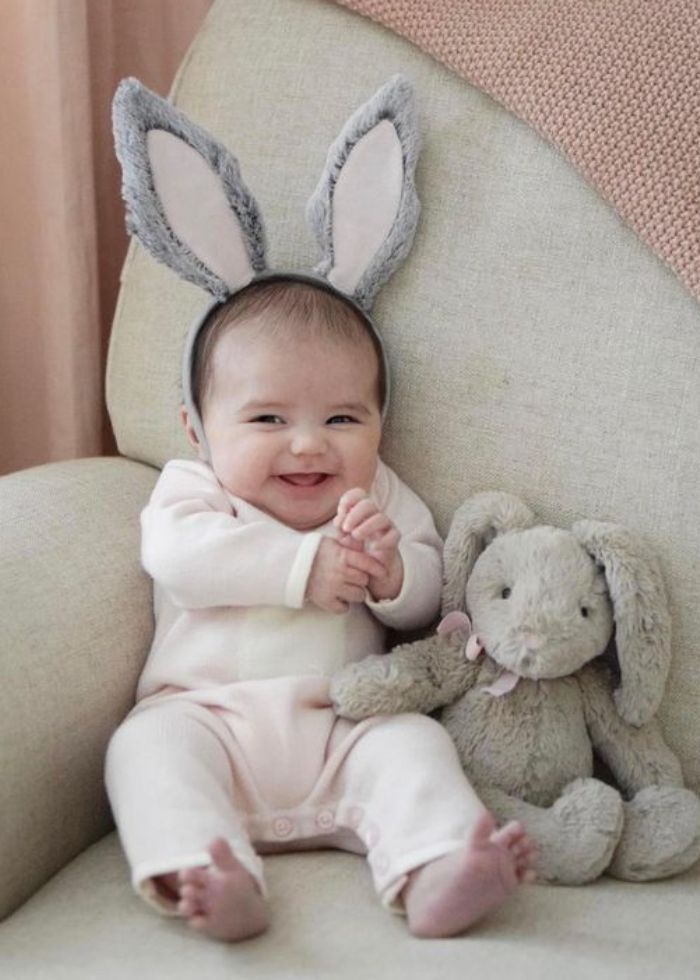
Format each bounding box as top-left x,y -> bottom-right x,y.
334,488 -> 368,528
367,536 -> 401,560
339,496 -> 378,534
336,532 -> 364,553
347,511 -> 392,542
342,565 -> 370,588
344,548 -> 387,580
338,584 -> 368,605
364,527 -> 401,555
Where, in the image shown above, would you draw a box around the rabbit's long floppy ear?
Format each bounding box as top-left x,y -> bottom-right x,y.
442,492 -> 537,616
306,75 -> 420,311
113,78 -> 267,301
573,521 -> 671,727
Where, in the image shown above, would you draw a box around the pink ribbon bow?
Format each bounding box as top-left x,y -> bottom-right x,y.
436,611 -> 520,697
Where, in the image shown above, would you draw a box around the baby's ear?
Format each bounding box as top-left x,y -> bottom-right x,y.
179,406 -> 204,456
306,75 -> 420,310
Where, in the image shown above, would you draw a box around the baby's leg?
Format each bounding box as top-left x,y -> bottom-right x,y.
331,713 -> 534,936
105,700 -> 269,941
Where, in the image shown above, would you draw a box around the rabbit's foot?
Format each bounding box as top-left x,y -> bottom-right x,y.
608,785 -> 700,881
536,778 -> 624,885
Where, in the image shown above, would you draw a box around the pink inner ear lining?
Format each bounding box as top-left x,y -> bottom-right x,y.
328,120 -> 403,295
147,129 -> 255,292
437,611 -> 472,634
465,634 -> 484,661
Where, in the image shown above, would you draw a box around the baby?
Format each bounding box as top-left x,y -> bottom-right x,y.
105,278 -> 534,942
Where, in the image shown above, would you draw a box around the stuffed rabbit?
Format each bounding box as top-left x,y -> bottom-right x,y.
331,491 -> 700,884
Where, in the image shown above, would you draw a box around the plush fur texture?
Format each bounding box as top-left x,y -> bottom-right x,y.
113,75 -> 421,312
306,74 -> 421,311
331,491 -> 700,884
113,78 -> 267,301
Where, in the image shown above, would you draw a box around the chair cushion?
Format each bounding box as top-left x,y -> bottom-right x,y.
0,457 -> 157,918
2,832 -> 698,978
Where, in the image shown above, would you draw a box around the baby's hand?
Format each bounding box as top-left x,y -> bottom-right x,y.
306,537 -> 387,614
334,489 -> 404,601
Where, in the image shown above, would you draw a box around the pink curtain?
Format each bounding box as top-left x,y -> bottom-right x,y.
0,0 -> 212,476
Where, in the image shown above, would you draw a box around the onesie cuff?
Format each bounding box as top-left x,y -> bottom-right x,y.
285,532 -> 324,608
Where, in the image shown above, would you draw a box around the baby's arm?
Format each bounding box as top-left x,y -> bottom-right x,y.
141,460 -> 322,609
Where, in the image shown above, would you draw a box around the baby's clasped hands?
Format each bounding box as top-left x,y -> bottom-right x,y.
335,489 -> 404,603
305,490 -> 404,613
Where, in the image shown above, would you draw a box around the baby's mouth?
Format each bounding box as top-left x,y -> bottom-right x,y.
278,473 -> 330,487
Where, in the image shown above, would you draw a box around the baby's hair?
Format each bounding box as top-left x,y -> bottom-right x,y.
190,278 -> 386,415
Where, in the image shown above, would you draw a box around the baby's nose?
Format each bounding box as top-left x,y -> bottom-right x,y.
290,427 -> 327,455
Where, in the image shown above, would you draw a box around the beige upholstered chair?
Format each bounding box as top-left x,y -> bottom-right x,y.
2,1 -> 698,975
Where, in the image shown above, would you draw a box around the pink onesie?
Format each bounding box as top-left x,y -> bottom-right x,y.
105,458 -> 485,914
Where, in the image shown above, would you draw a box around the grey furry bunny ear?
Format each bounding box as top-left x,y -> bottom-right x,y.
573,521 -> 671,727
112,78 -> 267,300
306,75 -> 420,310
442,492 -> 537,616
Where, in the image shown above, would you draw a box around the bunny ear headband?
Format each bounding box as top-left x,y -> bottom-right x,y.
112,75 -> 421,460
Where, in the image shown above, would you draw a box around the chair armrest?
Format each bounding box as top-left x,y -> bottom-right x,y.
0,457 -> 158,919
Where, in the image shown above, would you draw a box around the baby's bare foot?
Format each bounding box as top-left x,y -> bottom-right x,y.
176,838 -> 268,942
402,811 -> 536,938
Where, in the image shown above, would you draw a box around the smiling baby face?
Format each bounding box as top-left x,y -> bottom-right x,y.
181,281 -> 384,530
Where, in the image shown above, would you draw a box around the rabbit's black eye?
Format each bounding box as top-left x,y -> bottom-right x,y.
501,587 -> 512,599
581,606 -> 589,618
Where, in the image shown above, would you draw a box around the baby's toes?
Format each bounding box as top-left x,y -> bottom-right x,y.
187,913 -> 210,932
511,836 -> 536,861
178,882 -> 206,917
490,819 -> 524,850
179,865 -> 209,886
514,842 -> 538,879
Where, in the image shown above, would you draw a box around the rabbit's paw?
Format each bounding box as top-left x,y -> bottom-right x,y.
608,785 -> 700,881
330,655 -> 409,720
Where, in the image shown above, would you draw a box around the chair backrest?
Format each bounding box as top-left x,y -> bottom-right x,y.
107,0 -> 700,790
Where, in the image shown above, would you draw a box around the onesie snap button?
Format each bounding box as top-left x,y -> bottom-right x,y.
316,809 -> 335,831
273,816 -> 294,838
364,823 -> 380,848
346,806 -> 364,828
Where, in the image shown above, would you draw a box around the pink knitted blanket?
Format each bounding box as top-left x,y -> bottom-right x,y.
336,0 -> 700,305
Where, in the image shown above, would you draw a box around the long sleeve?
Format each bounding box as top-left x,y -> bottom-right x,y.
364,463 -> 443,631
141,459 -> 322,610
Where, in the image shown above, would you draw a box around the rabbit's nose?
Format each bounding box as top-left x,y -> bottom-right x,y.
520,631 -> 546,651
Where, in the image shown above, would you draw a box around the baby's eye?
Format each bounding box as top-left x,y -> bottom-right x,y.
501,587 -> 512,599
326,415 -> 358,425
251,415 -> 284,424
580,606 -> 590,618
